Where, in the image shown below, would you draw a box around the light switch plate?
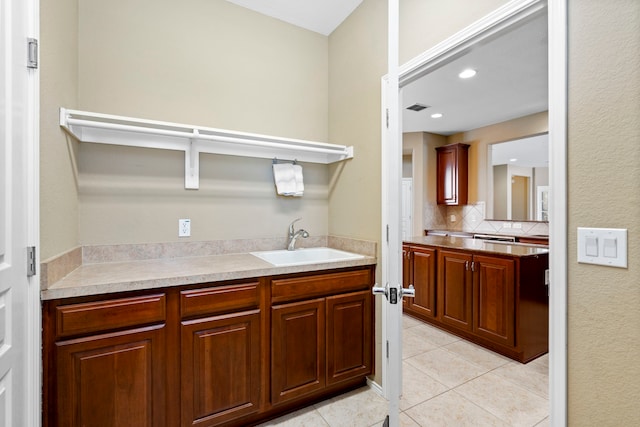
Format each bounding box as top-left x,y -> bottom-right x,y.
577,227 -> 627,268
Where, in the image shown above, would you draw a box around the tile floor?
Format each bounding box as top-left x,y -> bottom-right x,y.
259,315 -> 549,427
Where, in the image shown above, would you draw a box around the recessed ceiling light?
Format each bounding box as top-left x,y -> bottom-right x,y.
431,113 -> 443,119
458,68 -> 477,79
509,158 -> 518,162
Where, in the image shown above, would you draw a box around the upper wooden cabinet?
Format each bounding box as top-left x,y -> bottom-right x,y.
436,143 -> 469,206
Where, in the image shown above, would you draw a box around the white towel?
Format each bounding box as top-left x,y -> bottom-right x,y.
273,163 -> 304,196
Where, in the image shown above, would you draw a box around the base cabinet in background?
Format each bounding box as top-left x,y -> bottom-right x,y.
404,243 -> 547,363
403,245 -> 437,320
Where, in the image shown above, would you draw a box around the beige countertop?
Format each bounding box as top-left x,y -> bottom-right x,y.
41,237 -> 377,300
404,235 -> 549,257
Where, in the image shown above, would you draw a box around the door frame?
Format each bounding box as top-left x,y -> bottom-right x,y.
25,0 -> 41,424
381,0 -> 567,424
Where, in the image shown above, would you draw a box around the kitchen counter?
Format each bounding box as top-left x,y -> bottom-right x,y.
404,235 -> 549,257
41,237 -> 376,300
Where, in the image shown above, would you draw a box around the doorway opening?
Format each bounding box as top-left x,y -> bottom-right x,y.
382,0 -> 567,424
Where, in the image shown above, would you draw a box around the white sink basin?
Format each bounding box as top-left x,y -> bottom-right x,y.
250,247 -> 365,267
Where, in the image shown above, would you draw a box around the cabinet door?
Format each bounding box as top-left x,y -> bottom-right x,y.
408,247 -> 437,318
326,291 -> 372,385
473,255 -> 515,347
271,298 -> 325,405
438,250 -> 473,331
56,325 -> 166,427
436,144 -> 468,206
181,310 -> 261,426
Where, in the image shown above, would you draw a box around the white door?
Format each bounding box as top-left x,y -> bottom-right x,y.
373,1 -> 410,426
0,0 -> 39,425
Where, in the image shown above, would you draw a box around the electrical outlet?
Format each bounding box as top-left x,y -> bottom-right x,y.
179,219 -> 191,237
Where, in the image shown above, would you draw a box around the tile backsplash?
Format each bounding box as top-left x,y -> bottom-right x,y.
425,201 -> 549,236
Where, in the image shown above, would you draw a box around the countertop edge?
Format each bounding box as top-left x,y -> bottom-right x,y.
40,254 -> 377,301
404,236 -> 549,258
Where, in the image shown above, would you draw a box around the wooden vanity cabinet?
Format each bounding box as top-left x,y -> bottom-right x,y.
403,245 -> 437,319
179,281 -> 263,427
436,143 -> 469,206
44,293 -> 169,427
43,265 -> 375,427
270,268 -> 374,406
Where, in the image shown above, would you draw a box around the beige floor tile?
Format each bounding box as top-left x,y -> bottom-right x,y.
405,390 -> 510,426
443,339 -> 511,371
454,372 -> 549,427
403,327 -> 439,359
256,406 -> 330,426
399,412 -> 421,427
493,360 -> 549,399
405,348 -> 489,388
403,315 -> 423,329
400,361 -> 449,411
535,417 -> 550,426
404,322 -> 461,348
314,386 -> 388,427
528,353 -> 549,374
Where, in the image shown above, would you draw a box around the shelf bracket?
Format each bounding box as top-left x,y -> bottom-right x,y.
185,133 -> 199,189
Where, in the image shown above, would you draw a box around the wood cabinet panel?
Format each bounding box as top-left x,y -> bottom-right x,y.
326,291 -> 372,385
407,246 -> 437,319
438,250 -> 473,331
271,269 -> 372,303
55,294 -> 166,338
56,325 -> 166,427
180,282 -> 259,319
473,255 -> 515,347
181,310 -> 261,426
436,143 -> 469,206
271,298 -> 326,405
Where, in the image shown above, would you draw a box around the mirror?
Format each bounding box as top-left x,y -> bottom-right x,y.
488,134 -> 548,221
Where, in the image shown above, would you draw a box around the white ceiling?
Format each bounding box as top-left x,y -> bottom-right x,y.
224,0 -> 363,36
225,2 -> 549,166
402,13 -> 548,136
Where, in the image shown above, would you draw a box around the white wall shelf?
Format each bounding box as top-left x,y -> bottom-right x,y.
60,108 -> 354,189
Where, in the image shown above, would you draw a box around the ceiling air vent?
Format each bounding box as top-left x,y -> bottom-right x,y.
406,103 -> 429,112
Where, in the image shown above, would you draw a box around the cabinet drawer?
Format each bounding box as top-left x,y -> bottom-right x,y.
180,281 -> 260,318
271,269 -> 372,303
56,293 -> 166,338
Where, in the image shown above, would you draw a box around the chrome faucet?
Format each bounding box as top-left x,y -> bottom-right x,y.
287,218 -> 309,251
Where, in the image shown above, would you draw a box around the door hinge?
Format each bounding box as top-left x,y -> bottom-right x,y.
27,38 -> 38,69
386,109 -> 389,129
27,246 -> 36,276
386,340 -> 389,359
386,224 -> 389,243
